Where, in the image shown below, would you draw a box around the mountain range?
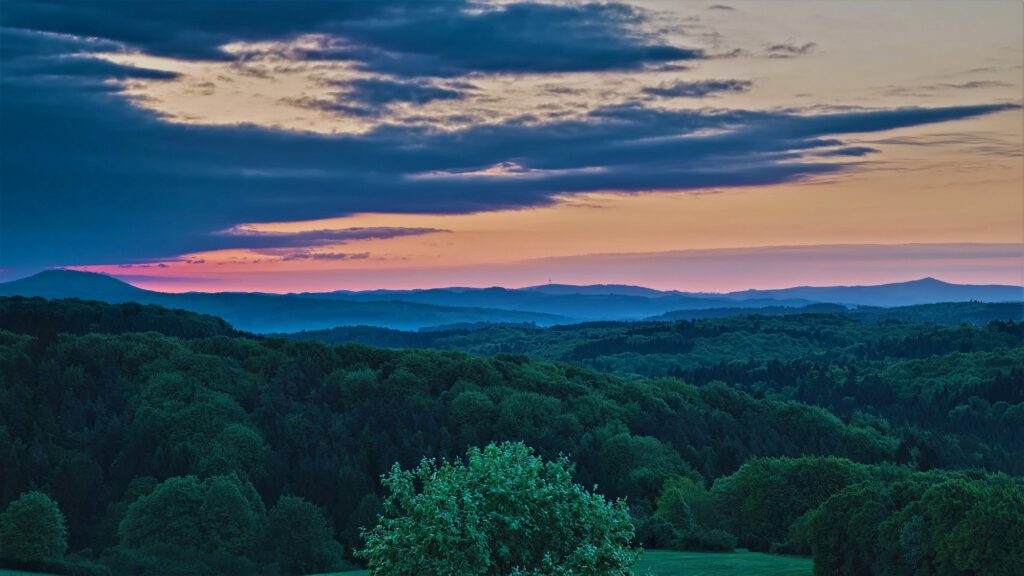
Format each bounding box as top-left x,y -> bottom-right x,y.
0,270 -> 1021,332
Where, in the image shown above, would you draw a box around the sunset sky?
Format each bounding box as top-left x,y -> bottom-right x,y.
1,0 -> 1021,292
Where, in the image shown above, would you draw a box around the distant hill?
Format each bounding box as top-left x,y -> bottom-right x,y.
292,285 -> 812,320
520,283 -> 669,297
2,270 -> 1020,331
651,303 -> 850,321
724,277 -> 1023,307
652,301 -> 1024,324
0,270 -> 568,332
280,302 -> 1024,354
0,269 -> 148,302
287,277 -> 1022,322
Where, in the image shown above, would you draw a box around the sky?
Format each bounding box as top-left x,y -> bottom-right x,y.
0,0 -> 1021,292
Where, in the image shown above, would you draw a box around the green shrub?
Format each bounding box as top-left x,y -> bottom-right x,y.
359,442 -> 639,576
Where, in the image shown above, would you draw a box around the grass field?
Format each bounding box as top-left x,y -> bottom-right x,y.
313,549 -> 813,576
634,550 -> 812,575
1,550 -> 812,576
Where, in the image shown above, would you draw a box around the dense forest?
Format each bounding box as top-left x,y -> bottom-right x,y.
287,307 -> 1024,473
0,297 -> 1021,575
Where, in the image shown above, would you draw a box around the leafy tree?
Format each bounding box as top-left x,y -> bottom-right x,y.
118,475 -> 264,556
196,423 -> 269,479
655,476 -> 716,531
265,495 -> 345,575
711,457 -> 868,551
809,482 -> 891,576
358,442 -> 639,576
0,491 -> 68,562
921,478 -> 1024,576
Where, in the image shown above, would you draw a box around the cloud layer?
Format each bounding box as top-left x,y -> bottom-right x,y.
0,1 -> 1019,271
0,0 -> 702,75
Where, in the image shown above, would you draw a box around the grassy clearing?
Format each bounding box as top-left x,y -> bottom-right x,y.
634,550 -> 812,575
2,549 -> 812,576
314,549 -> 813,576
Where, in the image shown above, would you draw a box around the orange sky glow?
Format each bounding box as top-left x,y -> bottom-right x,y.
5,1 -> 1023,292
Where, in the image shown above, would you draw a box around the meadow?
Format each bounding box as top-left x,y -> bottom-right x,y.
315,550 -> 812,576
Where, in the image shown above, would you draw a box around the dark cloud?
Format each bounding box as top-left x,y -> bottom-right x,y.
886,80 -> 1014,96
212,227 -> 447,250
309,77 -> 469,117
944,81 -> 1013,89
335,79 -> 467,107
281,251 -> 371,261
765,42 -> 817,58
642,79 -> 752,98
0,0 -> 702,76
0,27 -> 1018,270
707,5 -> 736,10
0,27 -> 179,81
816,146 -> 879,157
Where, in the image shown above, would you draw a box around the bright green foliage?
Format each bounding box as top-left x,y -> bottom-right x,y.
0,491 -> 68,562
358,442 -> 639,576
265,496 -> 345,575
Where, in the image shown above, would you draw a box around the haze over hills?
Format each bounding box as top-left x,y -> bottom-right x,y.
1,269 -> 1021,332
0,270 -> 568,332
725,277 -> 1024,307
291,285 -> 817,319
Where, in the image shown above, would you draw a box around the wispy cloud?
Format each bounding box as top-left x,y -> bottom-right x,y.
765,41 -> 817,58
642,79 -> 752,98
281,251 -> 371,261
212,227 -> 448,250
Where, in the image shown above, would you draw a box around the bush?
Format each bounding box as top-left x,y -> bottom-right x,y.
358,442 -> 639,576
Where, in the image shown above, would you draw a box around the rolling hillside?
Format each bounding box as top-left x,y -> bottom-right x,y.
0,271 -> 568,332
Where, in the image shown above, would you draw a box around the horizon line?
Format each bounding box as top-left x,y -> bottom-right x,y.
8,268 -> 1023,297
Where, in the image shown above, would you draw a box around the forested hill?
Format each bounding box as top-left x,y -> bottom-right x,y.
285,312 -> 1024,472
2,271 -> 1021,331
0,296 -> 240,339
652,300 -> 1024,324
1,299 -> 1021,575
